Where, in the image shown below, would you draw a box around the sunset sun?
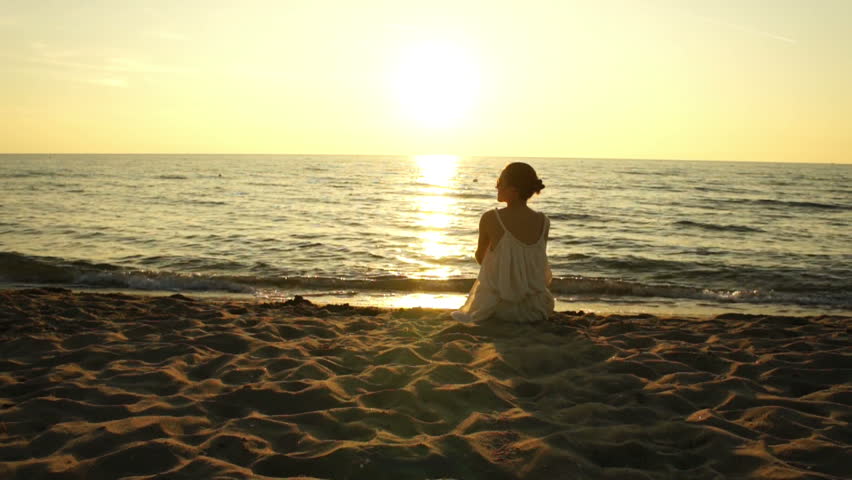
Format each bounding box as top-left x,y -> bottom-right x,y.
391,40 -> 481,129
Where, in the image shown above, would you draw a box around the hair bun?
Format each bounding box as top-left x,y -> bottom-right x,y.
502,162 -> 543,199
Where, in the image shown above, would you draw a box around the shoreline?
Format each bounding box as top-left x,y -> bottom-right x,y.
2,283 -> 847,319
1,288 -> 849,479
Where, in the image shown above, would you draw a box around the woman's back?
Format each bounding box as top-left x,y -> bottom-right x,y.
453,206 -> 554,323
491,206 -> 546,246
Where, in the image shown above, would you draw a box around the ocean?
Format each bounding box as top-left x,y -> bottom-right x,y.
1,154 -> 850,316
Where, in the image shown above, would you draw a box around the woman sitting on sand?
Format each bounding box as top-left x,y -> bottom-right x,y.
452,162 -> 554,323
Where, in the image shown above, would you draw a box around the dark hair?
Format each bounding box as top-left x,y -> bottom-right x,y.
501,162 -> 545,200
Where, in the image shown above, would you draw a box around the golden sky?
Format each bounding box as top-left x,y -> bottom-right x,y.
1,0 -> 849,163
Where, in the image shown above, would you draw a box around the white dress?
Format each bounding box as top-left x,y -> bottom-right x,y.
452,208 -> 555,323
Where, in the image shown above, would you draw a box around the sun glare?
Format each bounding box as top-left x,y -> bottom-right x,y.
392,41 -> 481,129
409,155 -> 463,279
415,154 -> 458,188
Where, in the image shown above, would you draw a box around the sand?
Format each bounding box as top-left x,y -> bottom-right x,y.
0,288 -> 849,480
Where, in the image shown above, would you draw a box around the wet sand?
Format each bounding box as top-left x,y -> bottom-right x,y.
1,288 -> 849,479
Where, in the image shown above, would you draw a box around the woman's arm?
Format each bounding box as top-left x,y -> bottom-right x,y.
474,211 -> 491,265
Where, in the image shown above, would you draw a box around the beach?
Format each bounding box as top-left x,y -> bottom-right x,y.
1,288 -> 848,479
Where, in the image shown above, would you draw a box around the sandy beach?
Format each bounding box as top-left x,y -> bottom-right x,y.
0,288 -> 849,479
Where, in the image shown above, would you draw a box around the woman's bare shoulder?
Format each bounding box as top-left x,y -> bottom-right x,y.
526,207 -> 548,218
479,209 -> 500,233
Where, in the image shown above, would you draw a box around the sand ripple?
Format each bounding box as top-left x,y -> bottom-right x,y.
0,289 -> 849,479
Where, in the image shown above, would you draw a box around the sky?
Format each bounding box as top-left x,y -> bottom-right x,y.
0,0 -> 850,163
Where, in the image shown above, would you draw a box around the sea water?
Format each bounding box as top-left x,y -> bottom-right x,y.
1,154 -> 850,315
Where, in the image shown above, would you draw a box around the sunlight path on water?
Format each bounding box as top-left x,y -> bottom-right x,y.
408,155 -> 465,279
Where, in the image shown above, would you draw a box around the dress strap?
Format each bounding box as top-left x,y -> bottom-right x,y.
493,207 -> 507,231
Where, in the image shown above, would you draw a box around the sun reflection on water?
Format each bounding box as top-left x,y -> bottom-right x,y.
416,154 -> 458,187
385,293 -> 467,310
411,155 -> 464,280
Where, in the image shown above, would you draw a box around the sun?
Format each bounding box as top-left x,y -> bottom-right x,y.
391,40 -> 481,129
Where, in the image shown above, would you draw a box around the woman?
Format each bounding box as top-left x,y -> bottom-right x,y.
452,162 -> 554,323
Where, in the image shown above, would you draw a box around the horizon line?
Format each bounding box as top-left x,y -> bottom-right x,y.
0,152 -> 846,165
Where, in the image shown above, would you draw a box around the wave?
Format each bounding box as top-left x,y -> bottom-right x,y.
674,220 -> 764,233
185,199 -> 227,206
729,198 -> 850,211
548,276 -> 765,303
1,251 -> 849,309
246,182 -> 288,187
548,213 -> 598,221
447,192 -> 494,200
0,252 -> 253,293
0,171 -> 94,179
413,191 -> 494,200
566,255 -> 689,274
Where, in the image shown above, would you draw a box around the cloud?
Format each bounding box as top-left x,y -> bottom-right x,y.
687,12 -> 797,45
0,58 -> 129,88
4,44 -> 195,75
101,56 -> 194,74
80,77 -> 129,88
1,42 -> 193,89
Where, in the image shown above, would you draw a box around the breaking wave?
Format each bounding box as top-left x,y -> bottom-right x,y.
2,251 -> 849,309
